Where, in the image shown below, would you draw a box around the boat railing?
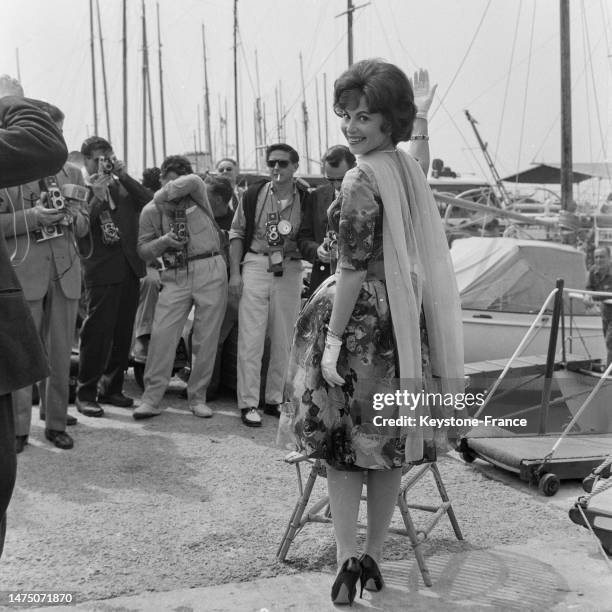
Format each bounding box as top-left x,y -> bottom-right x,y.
566,288 -> 612,355
472,286 -> 612,420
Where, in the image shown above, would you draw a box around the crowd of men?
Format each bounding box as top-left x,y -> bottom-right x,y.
0,75 -> 355,457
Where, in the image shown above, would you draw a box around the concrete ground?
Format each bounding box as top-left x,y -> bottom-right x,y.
2,375 -> 612,612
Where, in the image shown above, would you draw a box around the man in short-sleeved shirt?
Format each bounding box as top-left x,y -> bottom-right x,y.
228,143 -> 312,427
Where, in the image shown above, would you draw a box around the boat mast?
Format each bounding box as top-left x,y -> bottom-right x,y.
122,0 -> 128,162
89,0 -> 98,135
95,0 -> 111,141
233,0 -> 240,166
15,48 -> 21,82
299,52 -> 310,173
315,76 -> 322,170
254,49 -> 265,171
157,2 -> 167,159
143,1 -> 157,166
560,0 -> 573,211
202,23 -> 213,164
323,72 -> 329,152
141,0 -> 148,168
465,109 -> 511,207
335,1 -> 370,67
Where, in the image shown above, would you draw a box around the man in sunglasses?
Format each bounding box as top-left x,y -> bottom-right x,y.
298,145 -> 356,297
228,143 -> 313,427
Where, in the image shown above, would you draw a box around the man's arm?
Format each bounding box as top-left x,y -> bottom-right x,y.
297,189 -> 322,263
114,162 -> 153,211
137,203 -> 183,262
0,96 -> 67,188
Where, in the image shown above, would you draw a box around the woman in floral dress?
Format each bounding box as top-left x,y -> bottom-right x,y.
283,60 -> 464,605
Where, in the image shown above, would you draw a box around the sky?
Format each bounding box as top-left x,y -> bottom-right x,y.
2,0 -> 611,192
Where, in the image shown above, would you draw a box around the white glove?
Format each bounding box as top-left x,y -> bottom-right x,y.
321,335 -> 345,387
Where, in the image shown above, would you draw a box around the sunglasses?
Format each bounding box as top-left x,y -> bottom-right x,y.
266,159 -> 290,169
218,166 -> 234,173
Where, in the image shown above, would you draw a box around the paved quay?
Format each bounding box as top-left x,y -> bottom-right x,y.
2,377 -> 612,612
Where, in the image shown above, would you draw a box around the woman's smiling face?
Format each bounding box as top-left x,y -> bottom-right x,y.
340,96 -> 393,156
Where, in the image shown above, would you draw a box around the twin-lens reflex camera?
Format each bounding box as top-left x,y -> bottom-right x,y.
160,207 -> 188,270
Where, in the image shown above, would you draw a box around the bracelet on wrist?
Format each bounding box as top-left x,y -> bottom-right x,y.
416,112 -> 428,120
410,134 -> 429,141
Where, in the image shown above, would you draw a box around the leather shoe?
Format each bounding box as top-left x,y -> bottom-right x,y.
15,435 -> 28,454
75,398 -> 104,417
132,403 -> 162,420
241,407 -> 262,427
45,429 -> 74,450
192,403 -> 213,418
40,413 -> 78,426
98,392 -> 134,408
263,403 -> 281,418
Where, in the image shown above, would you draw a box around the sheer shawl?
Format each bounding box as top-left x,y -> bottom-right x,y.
358,149 -> 464,461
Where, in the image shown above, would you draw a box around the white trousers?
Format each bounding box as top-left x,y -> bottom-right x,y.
237,253 -> 302,409
142,256 -> 227,407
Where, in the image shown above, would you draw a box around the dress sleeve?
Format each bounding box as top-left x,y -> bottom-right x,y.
336,166 -> 379,271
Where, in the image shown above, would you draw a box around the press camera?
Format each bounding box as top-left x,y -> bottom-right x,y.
99,209 -> 121,245
265,211 -> 284,276
34,176 -> 65,242
97,155 -> 116,175
161,208 -> 188,269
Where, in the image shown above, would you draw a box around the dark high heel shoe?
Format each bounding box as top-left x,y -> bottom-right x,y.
331,557 -> 361,606
359,553 -> 384,596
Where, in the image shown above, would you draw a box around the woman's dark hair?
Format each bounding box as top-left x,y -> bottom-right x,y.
333,59 -> 416,145
160,155 -> 193,177
142,167 -> 161,191
204,175 -> 233,203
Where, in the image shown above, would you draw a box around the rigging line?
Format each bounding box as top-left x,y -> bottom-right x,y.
514,0 -> 536,186
237,28 -> 258,99
580,1 -> 594,166
304,3 -> 328,75
582,2 -> 610,175
383,0 -> 419,68
430,0 -> 493,122
371,1 -> 396,61
530,31 -> 606,162
279,28 -> 350,123
439,103 -> 490,180
494,0 -> 522,164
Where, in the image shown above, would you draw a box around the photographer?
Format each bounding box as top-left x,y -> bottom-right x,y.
133,156 -> 227,420
76,137 -> 152,417
0,103 -> 88,452
0,92 -> 68,556
228,143 -> 312,427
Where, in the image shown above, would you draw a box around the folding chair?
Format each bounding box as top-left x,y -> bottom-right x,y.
277,447 -> 464,587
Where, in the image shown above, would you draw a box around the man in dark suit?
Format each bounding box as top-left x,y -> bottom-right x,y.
76,137 -> 152,416
0,92 -> 68,557
298,145 -> 356,297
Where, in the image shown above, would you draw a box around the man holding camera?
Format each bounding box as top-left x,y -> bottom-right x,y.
228,143 -> 312,427
76,136 -> 152,416
298,145 -> 356,297
133,156 -> 227,419
0,92 -> 67,556
0,102 -> 87,452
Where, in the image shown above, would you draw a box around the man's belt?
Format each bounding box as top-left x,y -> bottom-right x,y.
187,250 -> 220,262
248,248 -> 301,261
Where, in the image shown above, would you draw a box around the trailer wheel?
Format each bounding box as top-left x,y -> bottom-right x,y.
461,450 -> 476,464
538,473 -> 560,497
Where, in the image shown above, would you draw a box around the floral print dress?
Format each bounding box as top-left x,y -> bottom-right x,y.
283,166 -> 431,471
